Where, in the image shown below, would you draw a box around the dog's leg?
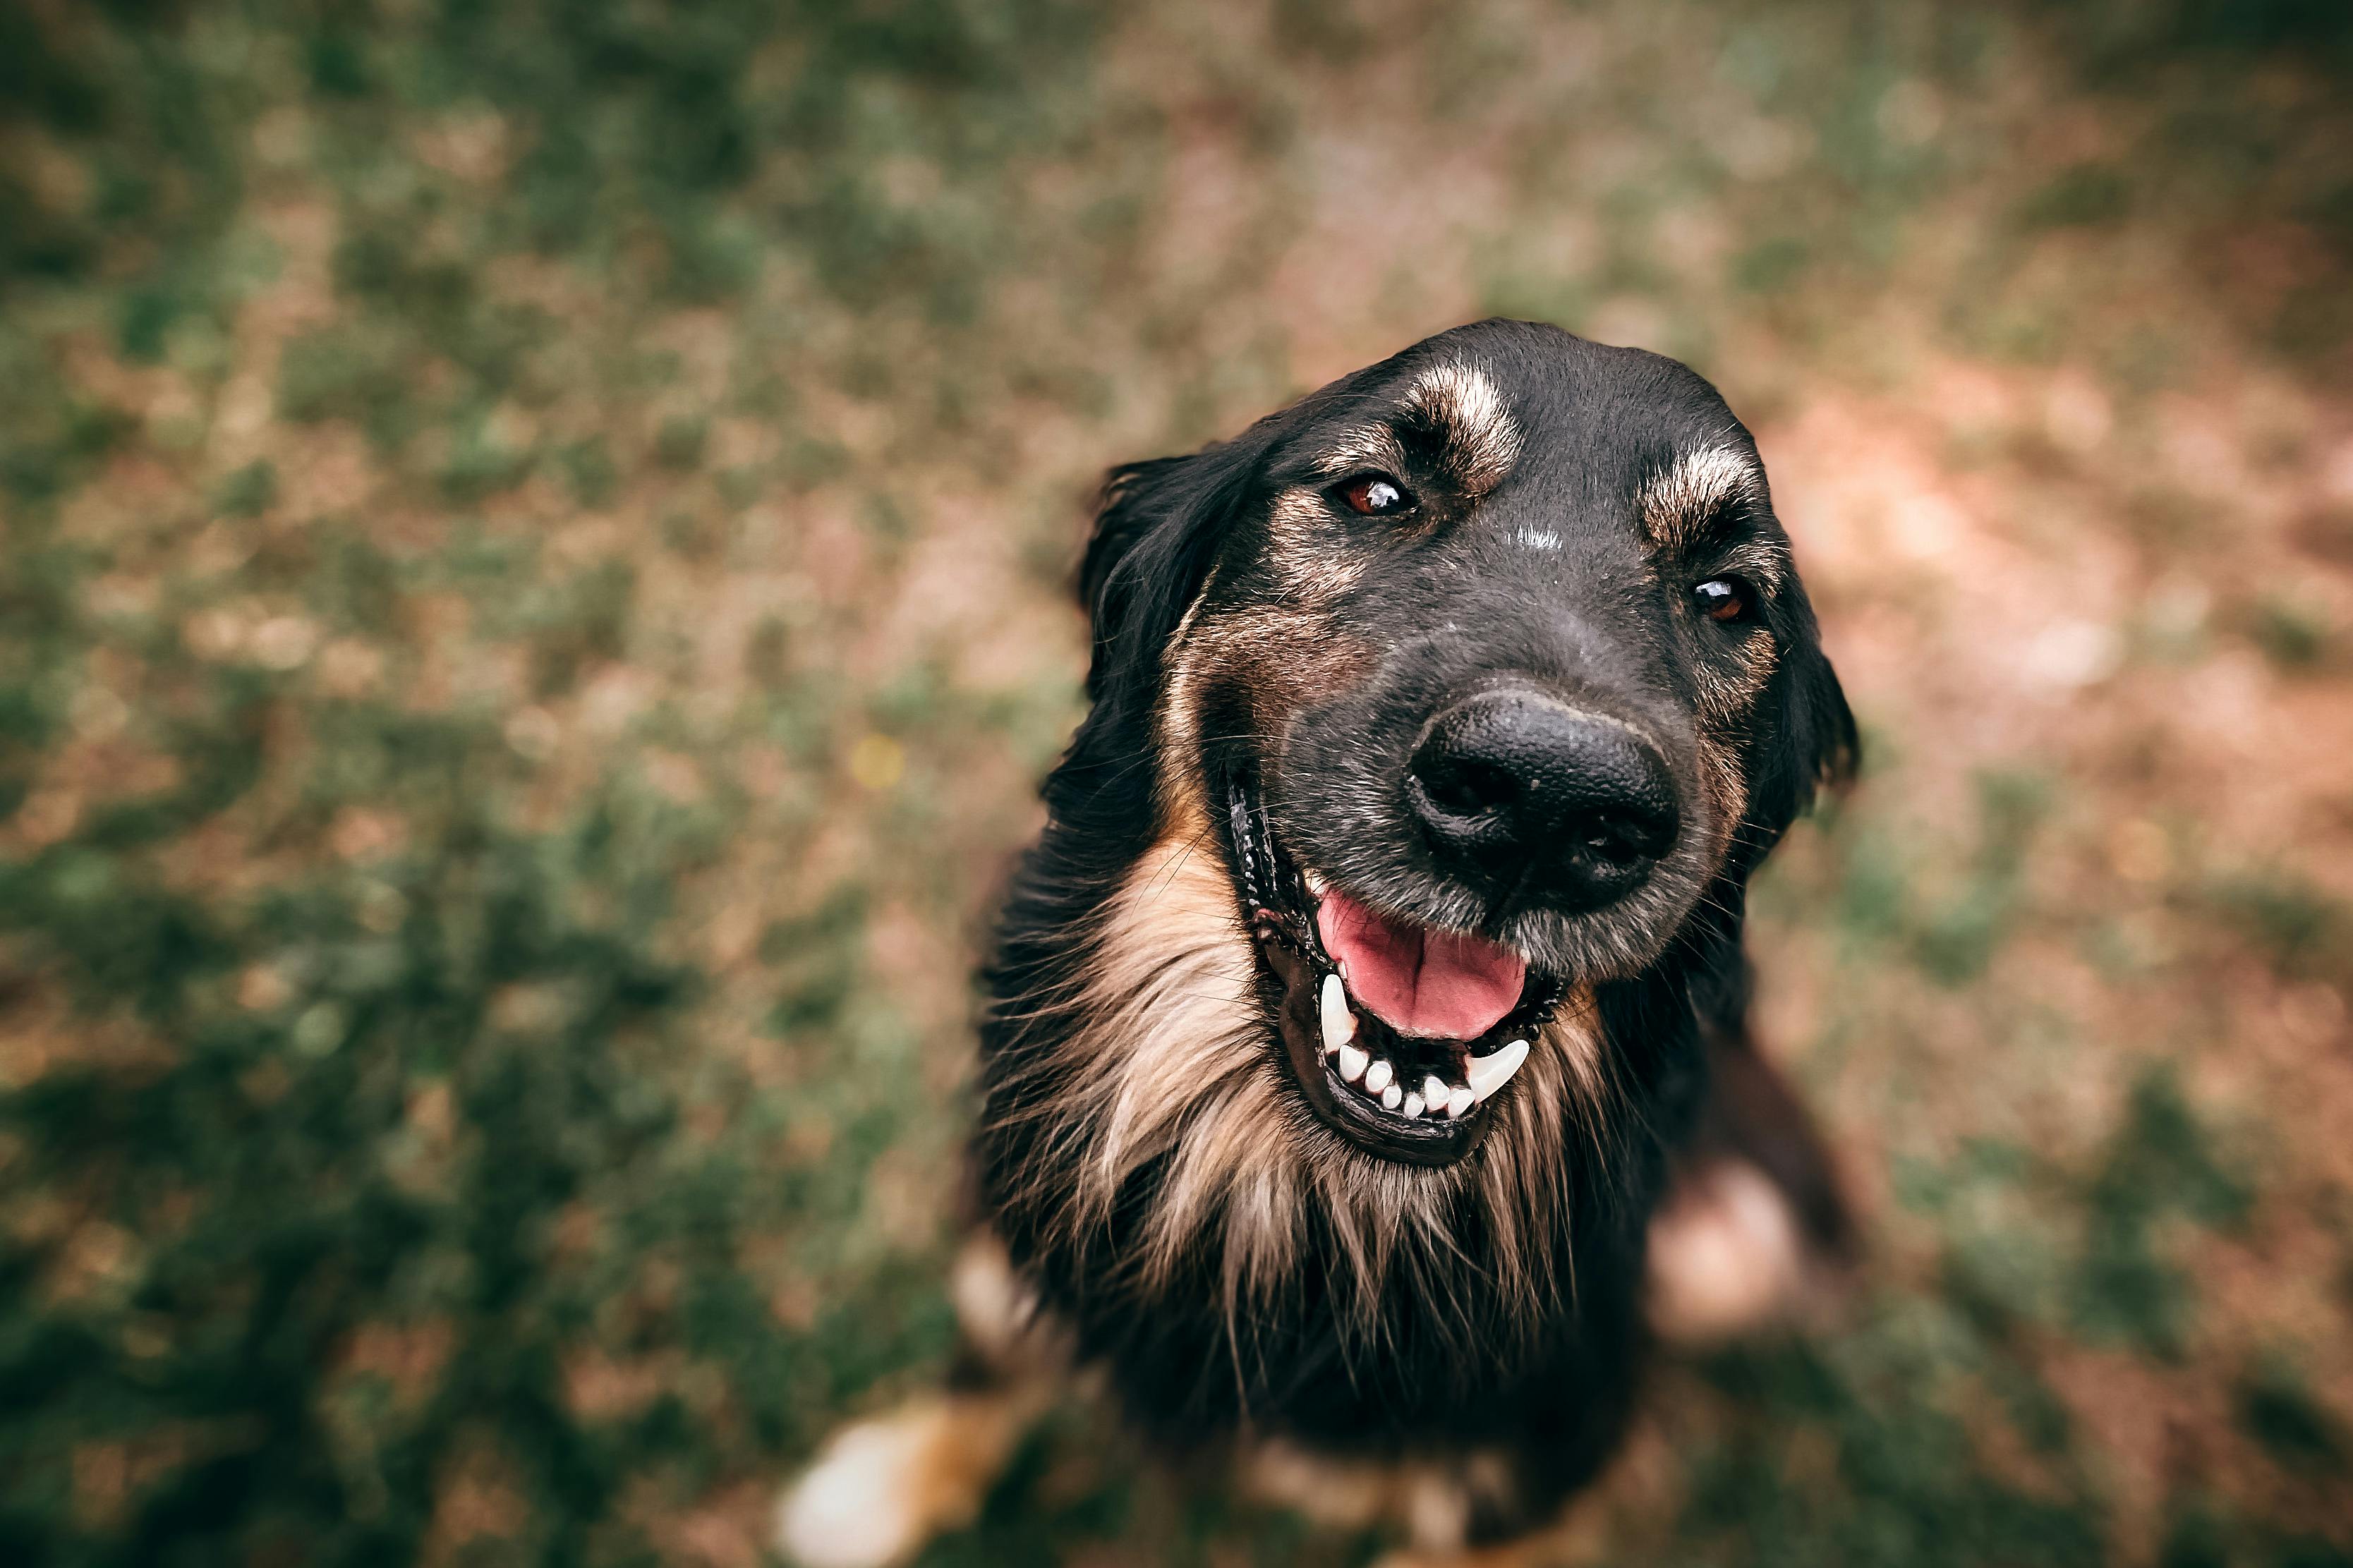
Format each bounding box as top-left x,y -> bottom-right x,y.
1240,1438 -> 1400,1536
1360,1461 -> 1607,1568
775,1232 -> 1054,1568
1374,1542 -> 1571,1568
1252,1445 -> 1608,1568
1645,1009 -> 1854,1345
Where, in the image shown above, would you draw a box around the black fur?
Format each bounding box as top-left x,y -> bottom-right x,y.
973,320 -> 1853,1536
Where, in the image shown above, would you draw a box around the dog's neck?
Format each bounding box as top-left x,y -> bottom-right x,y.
974,808 -> 1695,1447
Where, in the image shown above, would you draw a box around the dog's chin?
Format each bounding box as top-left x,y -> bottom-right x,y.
1223,780 -> 1575,1168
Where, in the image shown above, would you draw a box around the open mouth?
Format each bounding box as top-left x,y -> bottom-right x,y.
1226,777 -> 1568,1166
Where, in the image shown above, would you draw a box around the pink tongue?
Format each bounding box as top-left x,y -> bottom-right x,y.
1314,889 -> 1527,1040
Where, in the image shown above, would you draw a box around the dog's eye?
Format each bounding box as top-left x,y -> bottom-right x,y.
1335,473 -> 1414,517
1693,579 -> 1748,623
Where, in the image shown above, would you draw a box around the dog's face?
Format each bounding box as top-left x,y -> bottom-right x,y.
1080,321 -> 1852,1172
977,323 -> 1851,1387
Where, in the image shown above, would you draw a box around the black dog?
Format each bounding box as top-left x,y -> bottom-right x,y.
781,320 -> 1854,1565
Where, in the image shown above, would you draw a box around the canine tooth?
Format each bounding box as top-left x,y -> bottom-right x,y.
1364,1059 -> 1393,1095
1337,1044 -> 1368,1083
1401,1092 -> 1425,1119
1420,1074 -> 1448,1109
1319,973 -> 1355,1052
1304,868 -> 1328,897
1445,1085 -> 1475,1119
1465,1039 -> 1530,1103
1381,1083 -> 1403,1110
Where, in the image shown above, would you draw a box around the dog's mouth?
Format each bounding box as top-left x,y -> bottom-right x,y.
1226,776 -> 1568,1167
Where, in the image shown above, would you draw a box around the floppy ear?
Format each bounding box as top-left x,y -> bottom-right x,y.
1740,592 -> 1858,859
1786,631 -> 1858,801
1075,438 -> 1264,715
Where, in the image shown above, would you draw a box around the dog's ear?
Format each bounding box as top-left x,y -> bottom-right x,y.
1741,592 -> 1858,856
1786,620 -> 1858,801
1077,440 -> 1262,710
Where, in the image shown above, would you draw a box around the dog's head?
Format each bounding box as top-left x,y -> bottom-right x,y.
981,322 -> 1850,1382
1070,320 -> 1851,1171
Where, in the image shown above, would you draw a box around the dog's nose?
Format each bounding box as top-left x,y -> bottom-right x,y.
1407,693 -> 1679,910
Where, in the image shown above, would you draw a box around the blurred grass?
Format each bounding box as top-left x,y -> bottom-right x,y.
2,1 -> 2350,1564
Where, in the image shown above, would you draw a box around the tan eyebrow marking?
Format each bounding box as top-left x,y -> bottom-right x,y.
1402,362 -> 1521,495
1307,363 -> 1524,498
1640,444 -> 1764,549
1311,424 -> 1410,481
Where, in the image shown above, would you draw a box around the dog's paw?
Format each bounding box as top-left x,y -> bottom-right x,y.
774,1395 -> 1019,1568
1644,1156 -> 1810,1345
1369,1538 -> 1560,1568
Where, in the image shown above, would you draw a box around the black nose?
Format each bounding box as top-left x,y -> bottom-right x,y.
1407,693 -> 1680,911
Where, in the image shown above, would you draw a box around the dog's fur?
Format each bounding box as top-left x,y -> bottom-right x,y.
780,320 -> 1855,1564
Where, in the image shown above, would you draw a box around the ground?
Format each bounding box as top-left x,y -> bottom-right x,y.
1,1 -> 2349,1564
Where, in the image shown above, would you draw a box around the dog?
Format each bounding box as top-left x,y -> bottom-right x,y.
780,319 -> 1856,1565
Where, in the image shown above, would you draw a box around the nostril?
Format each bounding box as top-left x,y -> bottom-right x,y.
1408,692 -> 1681,907
1418,755 -> 1522,819
1578,803 -> 1677,865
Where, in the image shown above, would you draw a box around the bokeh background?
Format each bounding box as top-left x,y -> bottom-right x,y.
4,1 -> 2352,1563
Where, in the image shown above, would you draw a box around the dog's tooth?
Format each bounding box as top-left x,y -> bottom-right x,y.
1304,868 -> 1328,897
1465,1039 -> 1530,1103
1401,1091 -> 1425,1119
1364,1059 -> 1393,1095
1444,1085 -> 1475,1119
1337,1044 -> 1368,1083
1420,1074 -> 1448,1110
1381,1083 -> 1403,1111
1319,973 -> 1355,1052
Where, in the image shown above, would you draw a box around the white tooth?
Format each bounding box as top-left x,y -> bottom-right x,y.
1337,1044 -> 1368,1083
1304,868 -> 1328,897
1445,1085 -> 1475,1119
1364,1059 -> 1393,1095
1401,1092 -> 1425,1119
1381,1083 -> 1403,1110
1421,1075 -> 1448,1110
1465,1039 -> 1530,1103
1319,973 -> 1355,1052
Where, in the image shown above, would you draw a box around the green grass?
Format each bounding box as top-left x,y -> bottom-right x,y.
2,1 -> 2349,1563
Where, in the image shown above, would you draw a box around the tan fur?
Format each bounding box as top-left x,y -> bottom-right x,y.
778,1234 -> 1066,1566
1246,1440 -> 1571,1567
1242,1438 -> 1398,1532
1309,362 -> 1520,499
1402,363 -> 1522,496
984,801 -> 1615,1347
1690,622 -> 1774,844
1251,360 -> 1530,611
948,1230 -> 1059,1374
797,349 -> 1827,1567
1372,1533 -> 1576,1568
1159,574 -> 1371,758
1644,1157 -> 1807,1344
1690,642 -> 1775,733
775,1387 -> 1046,1568
1266,487 -> 1377,597
1691,736 -> 1752,860
1151,583 -> 1223,839
1639,444 -> 1760,548
1639,442 -> 1786,835
1010,559 -> 1624,1340
1312,423 -> 1415,483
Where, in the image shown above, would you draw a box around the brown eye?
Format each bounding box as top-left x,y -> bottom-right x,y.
1693,579 -> 1748,622
1336,473 -> 1413,516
